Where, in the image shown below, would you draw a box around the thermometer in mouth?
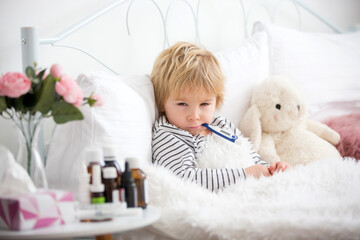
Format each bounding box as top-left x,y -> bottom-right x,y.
201,123 -> 238,143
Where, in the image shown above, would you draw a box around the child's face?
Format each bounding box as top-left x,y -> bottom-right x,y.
164,87 -> 216,136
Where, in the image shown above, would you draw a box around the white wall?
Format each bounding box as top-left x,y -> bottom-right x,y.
1,0 -> 359,158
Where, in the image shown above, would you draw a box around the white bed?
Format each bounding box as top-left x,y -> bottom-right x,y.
18,0 -> 360,239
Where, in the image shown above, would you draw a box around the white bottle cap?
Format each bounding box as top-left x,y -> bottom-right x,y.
90,165 -> 104,193
90,184 -> 104,193
102,167 -> 117,179
126,157 -> 141,169
103,146 -> 117,157
85,148 -> 103,165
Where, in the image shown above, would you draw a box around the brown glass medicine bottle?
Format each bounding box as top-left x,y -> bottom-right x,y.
102,146 -> 122,187
126,157 -> 148,209
102,167 -> 119,203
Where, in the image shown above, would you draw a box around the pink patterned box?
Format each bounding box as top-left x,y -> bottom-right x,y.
0,190 -> 75,231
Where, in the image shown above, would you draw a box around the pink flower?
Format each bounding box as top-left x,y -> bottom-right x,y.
55,74 -> 84,107
0,72 -> 31,98
73,88 -> 84,108
50,64 -> 63,79
89,94 -> 104,106
64,85 -> 83,107
55,74 -> 74,96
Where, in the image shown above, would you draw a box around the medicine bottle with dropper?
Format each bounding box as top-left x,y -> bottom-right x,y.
126,157 -> 148,209
120,161 -> 137,208
90,164 -> 105,204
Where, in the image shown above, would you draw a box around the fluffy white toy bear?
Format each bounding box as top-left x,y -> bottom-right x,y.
239,75 -> 341,166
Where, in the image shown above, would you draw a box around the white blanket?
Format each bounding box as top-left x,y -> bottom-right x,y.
144,155 -> 360,240
197,134 -> 257,169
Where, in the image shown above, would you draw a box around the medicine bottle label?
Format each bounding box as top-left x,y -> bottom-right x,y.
91,196 -> 105,204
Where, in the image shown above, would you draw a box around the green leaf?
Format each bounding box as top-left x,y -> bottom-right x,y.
36,69 -> 46,80
88,98 -> 96,107
25,66 -> 36,78
52,101 -> 84,124
31,77 -> 42,94
0,97 -> 6,112
32,75 -> 56,115
32,77 -> 40,85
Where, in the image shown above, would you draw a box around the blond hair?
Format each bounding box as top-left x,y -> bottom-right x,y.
150,42 -> 225,113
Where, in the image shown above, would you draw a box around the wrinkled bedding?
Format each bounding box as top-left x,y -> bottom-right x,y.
132,155 -> 360,240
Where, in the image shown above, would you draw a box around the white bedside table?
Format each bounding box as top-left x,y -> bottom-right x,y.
0,206 -> 160,240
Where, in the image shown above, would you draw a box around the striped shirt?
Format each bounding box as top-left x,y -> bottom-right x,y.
152,115 -> 266,192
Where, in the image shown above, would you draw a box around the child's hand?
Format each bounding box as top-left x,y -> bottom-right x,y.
268,161 -> 289,175
244,165 -> 271,179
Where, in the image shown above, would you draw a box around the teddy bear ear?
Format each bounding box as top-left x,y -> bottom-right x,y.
240,105 -> 262,149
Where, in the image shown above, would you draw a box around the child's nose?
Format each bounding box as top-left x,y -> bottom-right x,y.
188,108 -> 200,121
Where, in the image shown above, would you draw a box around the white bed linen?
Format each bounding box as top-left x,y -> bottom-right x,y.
116,156 -> 360,240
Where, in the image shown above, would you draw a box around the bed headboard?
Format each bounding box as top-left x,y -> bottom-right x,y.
20,0 -> 349,77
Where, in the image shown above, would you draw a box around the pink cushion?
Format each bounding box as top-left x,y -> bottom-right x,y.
323,112 -> 360,160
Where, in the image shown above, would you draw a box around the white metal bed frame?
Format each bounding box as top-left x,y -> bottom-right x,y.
20,0 -> 345,76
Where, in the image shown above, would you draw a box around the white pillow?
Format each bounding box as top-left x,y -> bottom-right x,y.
216,32 -> 270,126
45,72 -> 156,194
253,21 -> 360,119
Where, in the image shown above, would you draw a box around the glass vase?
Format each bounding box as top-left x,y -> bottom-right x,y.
13,112 -> 48,189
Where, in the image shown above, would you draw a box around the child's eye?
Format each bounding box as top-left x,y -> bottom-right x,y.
177,103 -> 187,106
200,103 -> 209,106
